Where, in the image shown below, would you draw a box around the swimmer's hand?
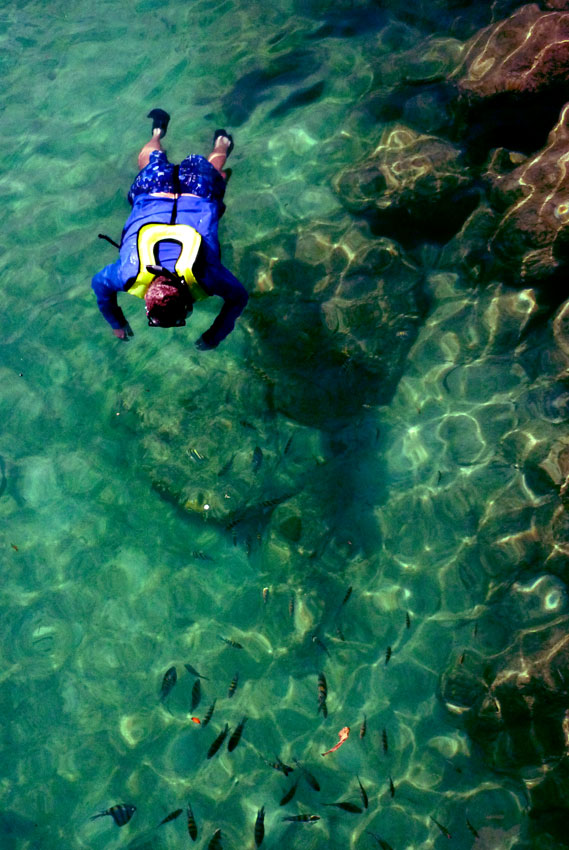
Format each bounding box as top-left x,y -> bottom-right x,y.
113,323 -> 134,341
195,335 -> 217,351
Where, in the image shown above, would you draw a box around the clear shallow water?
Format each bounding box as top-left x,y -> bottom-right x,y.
2,0 -> 567,848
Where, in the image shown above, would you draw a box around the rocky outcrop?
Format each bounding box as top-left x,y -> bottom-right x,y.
242,215 -> 424,428
333,124 -> 474,239
480,104 -> 569,282
440,590 -> 569,844
456,4 -> 569,101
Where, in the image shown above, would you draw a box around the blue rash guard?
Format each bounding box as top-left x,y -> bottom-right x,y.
92,193 -> 248,348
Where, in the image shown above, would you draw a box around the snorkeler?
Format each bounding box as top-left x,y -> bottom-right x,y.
91,110 -> 248,350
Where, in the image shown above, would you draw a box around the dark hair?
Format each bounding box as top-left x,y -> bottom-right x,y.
145,275 -> 193,327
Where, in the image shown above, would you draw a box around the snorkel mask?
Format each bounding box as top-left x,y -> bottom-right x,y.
145,264 -> 194,328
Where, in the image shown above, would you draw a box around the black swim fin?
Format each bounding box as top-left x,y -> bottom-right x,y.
147,108 -> 171,137
213,128 -> 234,157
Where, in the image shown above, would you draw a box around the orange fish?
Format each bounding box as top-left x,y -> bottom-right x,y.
191,717 -> 201,724
321,726 -> 350,756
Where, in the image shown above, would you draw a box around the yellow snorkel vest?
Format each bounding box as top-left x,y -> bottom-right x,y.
127,223 -> 208,301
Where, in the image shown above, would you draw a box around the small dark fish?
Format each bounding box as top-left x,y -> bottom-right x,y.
459,651 -> 466,665
254,806 -> 265,847
208,827 -> 223,850
252,446 -> 263,472
266,756 -> 294,776
288,595 -> 295,618
293,760 -> 320,791
283,435 -> 293,454
335,624 -> 345,641
262,586 -> 269,604
385,646 -> 392,665
473,622 -> 478,637
279,781 -> 298,805
436,470 -> 442,485
323,802 -> 363,813
357,776 -> 368,809
341,586 -> 352,606
190,679 -> 201,712
228,672 -> 239,698
466,817 -> 479,839
158,808 -> 182,826
191,550 -> 213,561
227,717 -> 247,752
366,831 -> 394,850
312,635 -> 330,655
282,814 -> 320,822
388,776 -> 395,798
360,714 -> 367,739
405,611 -> 411,629
219,635 -> 243,649
430,816 -> 451,839
202,698 -> 217,727
159,666 -> 177,701
90,804 -> 136,827
187,802 -> 198,841
206,724 -> 229,759
185,663 -> 209,680
317,672 -> 327,705
382,728 -> 388,754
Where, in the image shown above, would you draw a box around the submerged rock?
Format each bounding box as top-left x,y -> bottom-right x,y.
243,215 -> 424,428
333,124 -> 473,239
481,104 -> 569,281
452,4 -> 569,156
456,4 -> 569,102
444,103 -> 569,284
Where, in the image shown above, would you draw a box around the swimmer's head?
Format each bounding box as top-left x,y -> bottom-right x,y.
145,274 -> 193,327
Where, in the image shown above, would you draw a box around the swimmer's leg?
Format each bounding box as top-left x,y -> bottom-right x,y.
137,109 -> 171,170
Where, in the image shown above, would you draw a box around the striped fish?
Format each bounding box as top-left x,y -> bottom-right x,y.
187,802 -> 198,841
159,667 -> 177,701
207,724 -> 229,759
90,804 -> 136,827
228,672 -> 239,698
190,679 -> 201,712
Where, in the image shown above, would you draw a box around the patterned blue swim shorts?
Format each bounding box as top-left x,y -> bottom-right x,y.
128,151 -> 227,206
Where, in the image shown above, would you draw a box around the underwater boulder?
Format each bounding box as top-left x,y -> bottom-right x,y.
441,587 -> 569,786
456,4 -> 569,102
244,217 -> 424,428
452,4 -> 569,156
119,368 -> 321,529
333,124 -> 474,241
463,103 -> 569,284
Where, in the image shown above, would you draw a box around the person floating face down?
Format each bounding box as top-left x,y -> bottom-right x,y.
91,110 -> 248,350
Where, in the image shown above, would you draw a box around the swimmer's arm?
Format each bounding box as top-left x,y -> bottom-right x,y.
195,260 -> 249,349
91,262 -> 130,330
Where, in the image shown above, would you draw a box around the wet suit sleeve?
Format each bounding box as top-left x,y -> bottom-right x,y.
194,246 -> 248,349
91,261 -> 129,330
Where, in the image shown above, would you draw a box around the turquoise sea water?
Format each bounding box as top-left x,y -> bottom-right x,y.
3,0 -> 569,848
